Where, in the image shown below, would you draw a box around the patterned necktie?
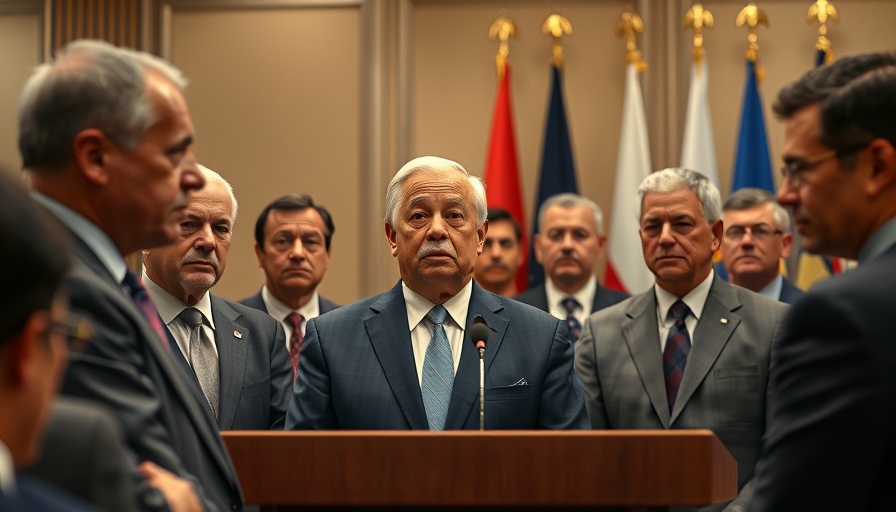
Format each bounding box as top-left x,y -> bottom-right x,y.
121,270 -> 170,351
179,307 -> 219,419
421,305 -> 454,431
561,297 -> 583,343
663,300 -> 692,412
285,312 -> 304,381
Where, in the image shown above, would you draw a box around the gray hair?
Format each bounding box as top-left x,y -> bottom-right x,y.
18,39 -> 188,171
199,165 -> 239,223
723,187 -> 791,232
637,168 -> 722,223
384,156 -> 487,226
536,193 -> 604,235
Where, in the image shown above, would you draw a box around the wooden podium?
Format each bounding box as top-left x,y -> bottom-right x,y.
222,430 -> 736,510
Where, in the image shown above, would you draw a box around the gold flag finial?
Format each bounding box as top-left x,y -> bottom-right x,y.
807,0 -> 838,63
615,8 -> 647,72
489,11 -> 517,80
684,3 -> 714,64
736,3 -> 769,82
541,11 -> 572,68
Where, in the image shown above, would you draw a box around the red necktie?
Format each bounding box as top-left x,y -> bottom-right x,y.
285,312 -> 304,381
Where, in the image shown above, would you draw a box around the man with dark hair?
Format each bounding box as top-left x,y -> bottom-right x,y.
240,194 -> 338,379
286,156 -> 588,430
720,188 -> 803,304
516,193 -> 628,342
473,207 -> 523,296
23,39 -> 240,511
576,168 -> 787,512
750,52 -> 896,511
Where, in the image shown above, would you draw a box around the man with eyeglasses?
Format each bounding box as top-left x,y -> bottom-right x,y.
720,188 -> 804,304
749,52 -> 896,511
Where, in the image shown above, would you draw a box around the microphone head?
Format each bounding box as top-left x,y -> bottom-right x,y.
470,320 -> 490,349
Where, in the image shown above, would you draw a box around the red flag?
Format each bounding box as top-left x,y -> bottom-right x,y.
484,62 -> 528,292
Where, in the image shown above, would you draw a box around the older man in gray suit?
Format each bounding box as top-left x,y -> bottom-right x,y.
575,168 -> 787,512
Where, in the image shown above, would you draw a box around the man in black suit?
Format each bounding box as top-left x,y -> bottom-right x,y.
749,52 -> 896,511
143,166 -> 292,430
0,171 -> 93,511
240,194 -> 338,379
286,156 -> 588,430
23,40 -> 240,511
515,193 -> 628,341
720,188 -> 804,304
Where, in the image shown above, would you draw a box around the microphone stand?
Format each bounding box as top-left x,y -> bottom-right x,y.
478,343 -> 485,431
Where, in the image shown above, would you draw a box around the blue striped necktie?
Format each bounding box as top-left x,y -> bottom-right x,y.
421,305 -> 454,430
663,300 -> 692,412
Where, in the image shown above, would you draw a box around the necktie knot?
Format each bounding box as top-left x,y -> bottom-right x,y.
669,300 -> 690,323
178,307 -> 203,329
562,297 -> 580,316
426,305 -> 448,326
286,312 -> 304,331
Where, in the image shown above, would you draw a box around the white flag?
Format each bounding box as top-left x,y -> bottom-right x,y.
680,58 -> 720,187
605,63 -> 654,296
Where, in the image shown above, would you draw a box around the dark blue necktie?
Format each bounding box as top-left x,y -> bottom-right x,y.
663,300 -> 691,412
562,297 -> 582,343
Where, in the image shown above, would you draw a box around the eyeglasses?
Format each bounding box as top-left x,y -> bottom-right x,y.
723,224 -> 784,242
780,142 -> 870,187
47,313 -> 93,353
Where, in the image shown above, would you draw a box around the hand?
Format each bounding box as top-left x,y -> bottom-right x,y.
139,461 -> 202,512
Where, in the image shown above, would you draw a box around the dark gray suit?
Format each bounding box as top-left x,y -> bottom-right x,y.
513,282 -> 629,314
575,276 -> 787,512
777,277 -> 804,305
209,297 -> 292,430
286,281 -> 589,430
238,290 -> 339,317
59,231 -> 242,512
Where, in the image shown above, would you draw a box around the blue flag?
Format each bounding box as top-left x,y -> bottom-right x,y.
528,64 -> 579,288
730,60 -> 774,193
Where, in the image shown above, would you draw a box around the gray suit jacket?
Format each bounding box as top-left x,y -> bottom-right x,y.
208,296 -> 292,430
575,276 -> 787,512
59,231 -> 242,512
286,281 -> 589,430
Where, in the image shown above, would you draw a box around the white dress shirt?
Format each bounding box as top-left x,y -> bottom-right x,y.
654,270 -> 715,351
262,286 -> 321,352
403,280 -> 473,385
143,273 -> 218,358
545,275 -> 597,326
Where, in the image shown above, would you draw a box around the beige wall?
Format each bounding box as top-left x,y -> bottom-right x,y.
2,0 -> 895,305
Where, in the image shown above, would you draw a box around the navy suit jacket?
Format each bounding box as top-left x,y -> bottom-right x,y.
238,290 -> 339,318
0,475 -> 96,512
286,281 -> 589,430
57,228 -> 242,512
513,282 -> 629,314
165,297 -> 293,430
777,277 -> 804,305
750,245 -> 896,511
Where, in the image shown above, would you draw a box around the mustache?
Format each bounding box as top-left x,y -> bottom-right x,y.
483,262 -> 509,271
417,240 -> 457,260
181,251 -> 219,271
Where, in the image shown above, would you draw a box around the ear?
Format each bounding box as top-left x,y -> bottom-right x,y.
385,223 -> 398,257
533,234 -> 545,265
710,219 -> 723,252
477,220 -> 488,255
1,312 -> 47,389
866,138 -> 896,199
72,129 -> 113,186
781,232 -> 793,258
597,234 -> 608,251
253,243 -> 264,267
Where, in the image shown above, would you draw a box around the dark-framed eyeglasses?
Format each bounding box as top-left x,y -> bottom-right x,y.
780,142 -> 870,187
47,313 -> 93,353
723,224 -> 784,242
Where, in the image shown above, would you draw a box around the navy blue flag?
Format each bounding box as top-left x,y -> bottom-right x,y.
730,59 -> 775,193
528,64 -> 579,288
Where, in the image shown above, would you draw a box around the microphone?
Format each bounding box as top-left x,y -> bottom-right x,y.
470,316 -> 490,430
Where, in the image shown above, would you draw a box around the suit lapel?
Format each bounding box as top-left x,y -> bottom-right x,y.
622,290 -> 672,427
444,285 -> 507,429
210,297 -> 248,430
365,283 -> 428,429
671,277 -> 740,423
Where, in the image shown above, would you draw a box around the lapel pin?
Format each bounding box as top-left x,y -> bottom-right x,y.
720,318 -> 729,324
233,330 -> 242,339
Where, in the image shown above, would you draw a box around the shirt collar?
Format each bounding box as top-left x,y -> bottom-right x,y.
262,286 -> 320,322
758,274 -> 784,301
143,272 -> 216,330
654,269 -> 714,323
403,279 -> 473,332
545,275 -> 596,311
858,215 -> 896,263
0,439 -> 14,494
34,193 -> 128,283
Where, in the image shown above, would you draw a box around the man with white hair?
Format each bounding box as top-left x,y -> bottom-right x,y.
143,166 -> 292,430
286,156 -> 588,430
